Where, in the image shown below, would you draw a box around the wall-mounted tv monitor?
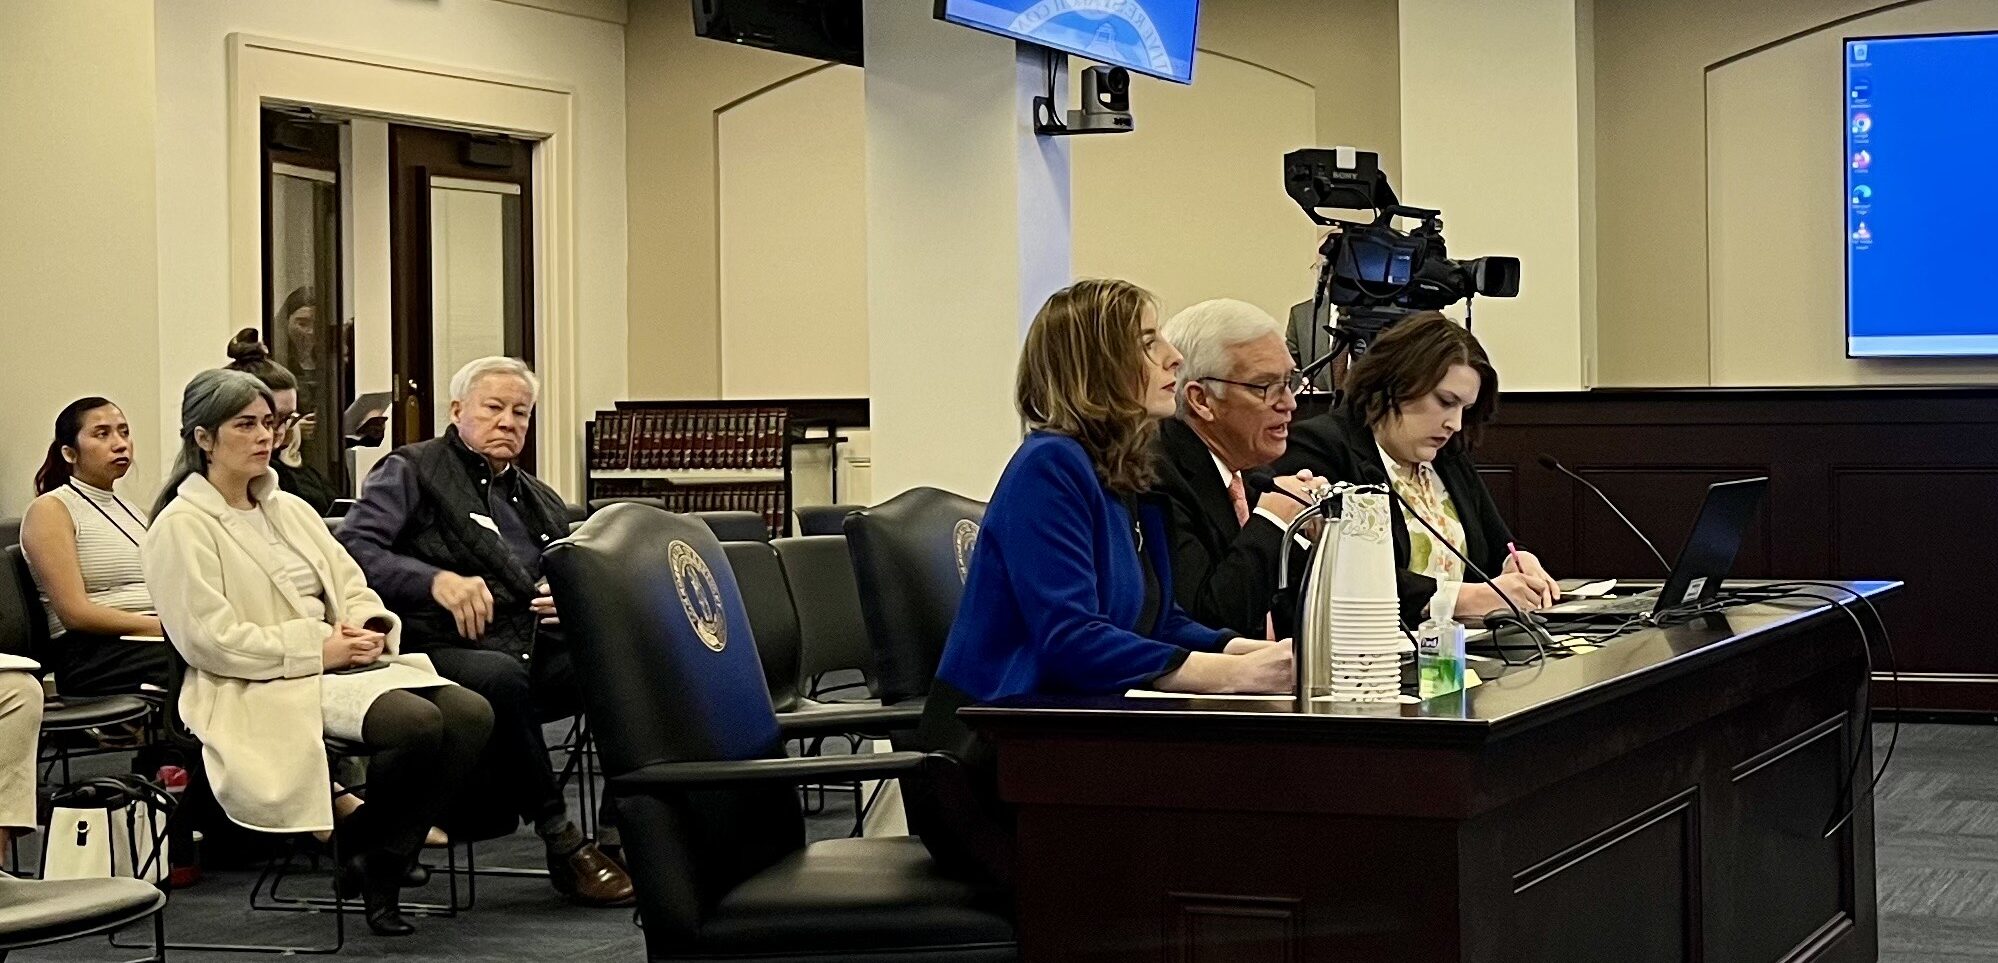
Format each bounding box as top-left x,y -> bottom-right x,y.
935,0 -> 1199,84
1845,31 -> 1998,357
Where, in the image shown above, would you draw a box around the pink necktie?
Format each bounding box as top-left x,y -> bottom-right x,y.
1225,472 -> 1274,639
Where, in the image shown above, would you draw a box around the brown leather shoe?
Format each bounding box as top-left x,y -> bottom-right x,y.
548,842 -> 635,906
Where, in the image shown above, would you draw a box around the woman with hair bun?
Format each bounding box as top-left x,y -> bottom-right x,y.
225,328 -> 337,515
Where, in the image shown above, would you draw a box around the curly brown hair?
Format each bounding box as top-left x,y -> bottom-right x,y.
1339,311 -> 1499,451
1016,279 -> 1162,495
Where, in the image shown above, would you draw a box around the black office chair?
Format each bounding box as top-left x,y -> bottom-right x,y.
0,545 -> 152,786
794,504 -> 862,537
545,505 -> 1014,962
772,535 -> 882,702
0,873 -> 165,962
0,519 -> 19,550
587,496 -> 664,515
695,511 -> 771,543
723,541 -> 919,728
844,488 -> 988,708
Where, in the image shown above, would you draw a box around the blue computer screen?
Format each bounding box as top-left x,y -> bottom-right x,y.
936,0 -> 1200,84
1846,32 -> 1998,357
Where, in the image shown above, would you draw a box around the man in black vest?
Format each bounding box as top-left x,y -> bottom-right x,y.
1153,299 -> 1322,638
340,357 -> 632,906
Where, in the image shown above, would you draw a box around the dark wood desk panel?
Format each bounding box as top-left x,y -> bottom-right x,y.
967,584 -> 1894,963
1295,387 -> 1992,713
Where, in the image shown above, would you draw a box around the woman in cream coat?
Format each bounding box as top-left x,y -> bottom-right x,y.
143,369 -> 492,937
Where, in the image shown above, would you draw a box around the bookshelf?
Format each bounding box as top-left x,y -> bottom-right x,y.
584,398 -> 869,538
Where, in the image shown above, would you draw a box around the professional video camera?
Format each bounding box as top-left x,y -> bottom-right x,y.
1283,147 -> 1521,382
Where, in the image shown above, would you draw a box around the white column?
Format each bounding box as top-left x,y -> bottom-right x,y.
863,0 -> 1072,501
1398,0 -> 1595,390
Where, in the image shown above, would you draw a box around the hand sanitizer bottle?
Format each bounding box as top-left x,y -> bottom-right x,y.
1417,584 -> 1466,699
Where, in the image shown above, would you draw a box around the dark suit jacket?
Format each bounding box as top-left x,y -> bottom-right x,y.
1287,299 -> 1337,392
1274,410 -> 1514,626
1152,418 -> 1292,639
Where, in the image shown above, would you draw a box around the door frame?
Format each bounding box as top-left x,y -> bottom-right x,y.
225,33 -> 585,497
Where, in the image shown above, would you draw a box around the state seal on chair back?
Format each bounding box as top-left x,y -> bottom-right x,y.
544,505 -> 799,945
844,488 -> 988,707
547,504 -> 1018,962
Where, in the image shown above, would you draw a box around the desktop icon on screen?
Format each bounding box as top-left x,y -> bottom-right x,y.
1852,150 -> 1872,171
1851,220 -> 1872,243
1853,43 -> 1869,61
1851,184 -> 1873,206
1851,112 -> 1872,135
1850,78 -> 1871,103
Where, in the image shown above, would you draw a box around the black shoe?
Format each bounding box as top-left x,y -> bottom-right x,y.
361,856 -> 416,937
339,852 -> 417,936
362,889 -> 416,937
403,858 -> 430,888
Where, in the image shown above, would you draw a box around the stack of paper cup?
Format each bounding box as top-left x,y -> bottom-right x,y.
1326,490 -> 1403,702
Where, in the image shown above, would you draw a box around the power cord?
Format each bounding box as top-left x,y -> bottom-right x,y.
1721,581 -> 1899,837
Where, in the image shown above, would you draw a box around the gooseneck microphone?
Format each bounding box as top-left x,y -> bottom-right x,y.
1243,468 -> 1313,509
1536,453 -> 1672,575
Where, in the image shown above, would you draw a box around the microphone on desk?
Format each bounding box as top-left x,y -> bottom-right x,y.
1535,453 -> 1672,575
1243,468 -> 1320,510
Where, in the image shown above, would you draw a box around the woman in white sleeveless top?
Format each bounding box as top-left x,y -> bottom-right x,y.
19,397 -> 169,695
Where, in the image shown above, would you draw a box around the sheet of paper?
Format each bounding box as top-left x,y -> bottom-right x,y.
1123,689 -> 1422,705
1560,578 -> 1618,599
1124,689 -> 1287,701
0,654 -> 40,672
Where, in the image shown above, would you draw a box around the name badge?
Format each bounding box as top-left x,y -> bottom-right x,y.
469,512 -> 501,537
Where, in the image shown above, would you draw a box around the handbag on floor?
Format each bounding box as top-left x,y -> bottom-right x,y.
42,774 -> 177,883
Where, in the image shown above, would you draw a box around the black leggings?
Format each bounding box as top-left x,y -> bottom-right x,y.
346,686 -> 493,868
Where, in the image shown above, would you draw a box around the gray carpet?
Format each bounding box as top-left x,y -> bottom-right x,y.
11,721 -> 1994,961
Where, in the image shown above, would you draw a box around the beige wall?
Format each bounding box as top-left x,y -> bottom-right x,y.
153,0 -> 629,498
1402,0 -> 1593,391
717,65 -> 869,399
0,0 -> 162,515
625,0 -> 1401,401
1704,0 -> 1998,386
1072,51 -> 1318,324
1593,0 -> 1998,386
625,0 -> 831,400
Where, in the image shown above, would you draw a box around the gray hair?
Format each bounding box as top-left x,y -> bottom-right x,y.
152,369 -> 276,518
1162,299 -> 1284,406
450,356 -> 540,406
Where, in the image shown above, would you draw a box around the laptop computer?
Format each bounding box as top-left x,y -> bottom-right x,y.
1542,476 -> 1768,623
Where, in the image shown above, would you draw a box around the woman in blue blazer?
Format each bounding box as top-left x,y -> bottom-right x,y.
915,279 -> 1293,883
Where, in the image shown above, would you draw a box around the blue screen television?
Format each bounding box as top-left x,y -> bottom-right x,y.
936,0 -> 1200,84
1845,31 -> 1998,357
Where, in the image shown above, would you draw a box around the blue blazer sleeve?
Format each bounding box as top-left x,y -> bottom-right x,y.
997,448 -> 1195,692
1155,602 -> 1234,653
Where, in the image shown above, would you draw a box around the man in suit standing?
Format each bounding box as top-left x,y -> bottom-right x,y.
1287,297 -> 1340,393
1155,299 -> 1322,638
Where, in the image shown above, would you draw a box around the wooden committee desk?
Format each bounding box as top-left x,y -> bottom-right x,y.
963,582 -> 1897,963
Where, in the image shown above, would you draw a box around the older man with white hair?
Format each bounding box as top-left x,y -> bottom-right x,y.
1154,299 -> 1320,639
339,356 -> 633,906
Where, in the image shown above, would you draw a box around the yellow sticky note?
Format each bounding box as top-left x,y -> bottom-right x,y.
1464,669 -> 1482,689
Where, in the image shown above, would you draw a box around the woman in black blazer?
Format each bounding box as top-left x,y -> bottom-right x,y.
1275,311 -> 1560,626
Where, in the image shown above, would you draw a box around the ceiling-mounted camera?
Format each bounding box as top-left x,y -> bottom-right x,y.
1035,63 -> 1135,136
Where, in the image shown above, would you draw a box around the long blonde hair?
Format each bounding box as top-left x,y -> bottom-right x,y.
1015,279 -> 1160,495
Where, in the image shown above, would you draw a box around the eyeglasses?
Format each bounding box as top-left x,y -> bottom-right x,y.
1197,371 -> 1306,405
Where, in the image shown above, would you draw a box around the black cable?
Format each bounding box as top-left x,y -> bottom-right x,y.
1373,483 -> 1558,665
1696,584 -> 1883,837
1729,580 -> 1900,834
